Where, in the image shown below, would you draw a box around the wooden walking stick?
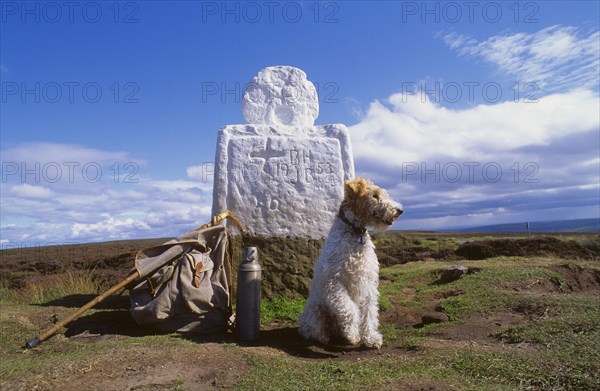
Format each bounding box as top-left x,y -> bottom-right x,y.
25,210 -> 245,349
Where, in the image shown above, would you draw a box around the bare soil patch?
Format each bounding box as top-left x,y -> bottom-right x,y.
9,342 -> 248,391
383,304 -> 449,330
429,312 -> 529,343
512,264 -> 600,295
550,264 -> 600,293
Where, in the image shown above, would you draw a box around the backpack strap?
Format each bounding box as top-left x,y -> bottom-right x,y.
201,210 -> 245,330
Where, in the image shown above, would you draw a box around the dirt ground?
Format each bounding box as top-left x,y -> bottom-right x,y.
2,232 -> 599,390
9,305 -> 414,390
9,261 -> 598,390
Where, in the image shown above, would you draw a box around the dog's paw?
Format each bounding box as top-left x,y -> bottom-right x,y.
347,334 -> 360,345
347,327 -> 361,345
363,333 -> 383,349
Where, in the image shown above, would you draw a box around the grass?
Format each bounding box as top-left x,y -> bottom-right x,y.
236,254 -> 599,390
501,314 -> 600,389
498,311 -> 599,345
0,321 -> 107,381
379,256 -> 598,321
260,296 -> 305,325
236,344 -> 526,391
1,271 -> 103,305
1,234 -> 599,390
414,237 -> 459,252
237,352 -> 449,391
445,343 -> 600,390
0,279 -> 18,304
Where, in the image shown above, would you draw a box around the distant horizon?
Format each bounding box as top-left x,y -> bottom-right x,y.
1,217 -> 597,250
431,217 -> 600,232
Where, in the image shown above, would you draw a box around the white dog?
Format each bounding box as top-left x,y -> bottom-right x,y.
298,177 -> 403,348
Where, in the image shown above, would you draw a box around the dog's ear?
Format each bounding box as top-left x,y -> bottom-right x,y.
345,177 -> 369,197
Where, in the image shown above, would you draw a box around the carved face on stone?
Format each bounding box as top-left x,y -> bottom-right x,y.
242,66 -> 319,128
341,177 -> 403,230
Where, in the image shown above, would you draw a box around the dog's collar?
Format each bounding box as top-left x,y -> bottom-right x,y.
338,209 -> 367,237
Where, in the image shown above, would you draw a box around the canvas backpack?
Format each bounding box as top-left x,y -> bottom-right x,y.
128,224 -> 233,334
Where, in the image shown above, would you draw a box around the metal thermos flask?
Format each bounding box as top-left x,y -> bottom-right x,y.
236,246 -> 261,340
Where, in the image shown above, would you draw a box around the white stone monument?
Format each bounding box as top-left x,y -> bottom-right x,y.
212,66 -> 355,238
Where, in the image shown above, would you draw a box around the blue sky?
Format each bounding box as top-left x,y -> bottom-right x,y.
1,1 -> 599,246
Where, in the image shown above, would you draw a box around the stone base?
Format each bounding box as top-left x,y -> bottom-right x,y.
229,235 -> 324,298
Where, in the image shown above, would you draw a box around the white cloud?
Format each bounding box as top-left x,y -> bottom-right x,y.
1,142 -> 142,167
71,217 -> 151,240
150,178 -> 212,193
1,178 -> 214,245
9,184 -> 55,199
146,205 -> 212,228
1,142 -> 146,191
349,88 -> 599,230
1,143 -> 214,246
351,89 -> 599,164
442,26 -> 600,93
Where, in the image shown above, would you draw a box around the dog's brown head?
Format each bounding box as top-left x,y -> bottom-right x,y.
341,177 -> 403,230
